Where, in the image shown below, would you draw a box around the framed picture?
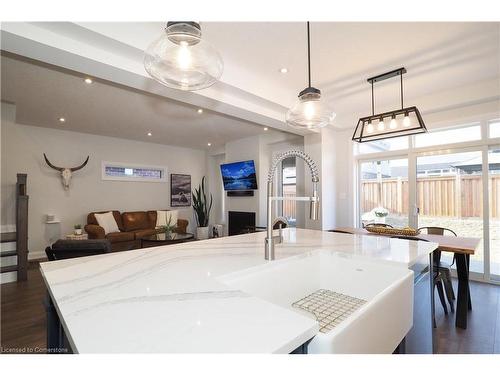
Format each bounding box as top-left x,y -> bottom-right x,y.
170,174 -> 192,207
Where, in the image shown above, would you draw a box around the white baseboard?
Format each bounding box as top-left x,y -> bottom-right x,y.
29,251 -> 46,261
1,224 -> 16,233
0,272 -> 17,284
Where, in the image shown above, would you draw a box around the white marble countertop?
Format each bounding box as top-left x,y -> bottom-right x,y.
40,228 -> 438,353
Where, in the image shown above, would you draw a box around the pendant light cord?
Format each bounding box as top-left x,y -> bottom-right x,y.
371,81 -> 374,116
307,21 -> 311,88
400,72 -> 404,109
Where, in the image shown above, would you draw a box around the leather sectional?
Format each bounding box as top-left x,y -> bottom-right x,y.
85,210 -> 188,251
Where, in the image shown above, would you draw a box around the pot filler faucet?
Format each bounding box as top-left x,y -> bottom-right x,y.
265,150 -> 320,261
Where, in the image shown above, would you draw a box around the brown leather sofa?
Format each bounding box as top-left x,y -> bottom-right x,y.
84,210 -> 189,251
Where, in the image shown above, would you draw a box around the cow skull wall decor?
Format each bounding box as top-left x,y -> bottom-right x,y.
43,153 -> 89,190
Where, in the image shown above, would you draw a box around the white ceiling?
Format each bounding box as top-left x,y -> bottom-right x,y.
0,53 -> 279,149
75,22 -> 500,126
1,22 -> 499,143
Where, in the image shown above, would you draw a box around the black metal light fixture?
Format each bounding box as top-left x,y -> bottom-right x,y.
352,68 -> 427,142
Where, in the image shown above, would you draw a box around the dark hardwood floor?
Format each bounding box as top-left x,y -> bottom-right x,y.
1,264 -> 500,354
434,279 -> 500,354
1,263 -> 47,353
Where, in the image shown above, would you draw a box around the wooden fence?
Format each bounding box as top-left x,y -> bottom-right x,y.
361,175 -> 500,218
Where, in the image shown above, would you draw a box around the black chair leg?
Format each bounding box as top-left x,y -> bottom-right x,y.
436,278 -> 448,315
443,275 -> 455,313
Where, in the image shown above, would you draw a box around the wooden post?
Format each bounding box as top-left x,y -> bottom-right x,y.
455,172 -> 462,218
397,177 -> 403,215
16,174 -> 28,281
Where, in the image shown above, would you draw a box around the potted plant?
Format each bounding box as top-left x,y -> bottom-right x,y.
373,207 -> 389,224
74,224 -> 83,235
192,176 -> 213,240
158,215 -> 176,239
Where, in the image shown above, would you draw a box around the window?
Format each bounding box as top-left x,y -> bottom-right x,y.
359,158 -> 409,228
489,120 -> 500,138
355,118 -> 500,282
414,124 -> 481,148
357,136 -> 409,154
281,157 -> 297,227
102,162 -> 167,182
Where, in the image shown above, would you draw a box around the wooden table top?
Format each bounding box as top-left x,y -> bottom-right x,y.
334,227 -> 480,255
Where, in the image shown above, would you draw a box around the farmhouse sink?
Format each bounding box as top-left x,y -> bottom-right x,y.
219,250 -> 414,354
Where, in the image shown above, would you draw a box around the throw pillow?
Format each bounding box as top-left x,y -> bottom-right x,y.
156,210 -> 167,227
95,212 -> 120,235
166,210 -> 178,226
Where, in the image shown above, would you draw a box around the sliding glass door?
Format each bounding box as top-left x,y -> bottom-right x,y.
416,150 -> 484,273
489,148 -> 500,280
356,120 -> 500,282
359,158 -> 409,228
279,156 -> 297,227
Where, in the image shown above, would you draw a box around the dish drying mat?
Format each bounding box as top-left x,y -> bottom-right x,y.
292,289 -> 366,333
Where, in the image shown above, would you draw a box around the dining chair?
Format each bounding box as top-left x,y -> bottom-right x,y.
391,235 -> 448,328
418,227 -> 456,314
45,239 -> 111,261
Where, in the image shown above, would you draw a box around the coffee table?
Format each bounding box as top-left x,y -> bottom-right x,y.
140,232 -> 194,248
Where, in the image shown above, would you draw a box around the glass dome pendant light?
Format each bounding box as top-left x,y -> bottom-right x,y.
144,22 -> 224,91
286,22 -> 336,129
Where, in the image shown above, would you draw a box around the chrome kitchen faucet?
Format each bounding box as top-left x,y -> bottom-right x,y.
265,150 -> 320,260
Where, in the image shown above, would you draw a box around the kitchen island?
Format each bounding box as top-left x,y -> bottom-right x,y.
40,228 -> 438,353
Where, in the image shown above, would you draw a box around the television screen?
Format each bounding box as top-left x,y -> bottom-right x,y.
220,160 -> 258,191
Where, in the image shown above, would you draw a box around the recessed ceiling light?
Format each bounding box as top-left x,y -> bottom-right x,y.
263,127 -> 268,131
207,143 -> 211,146
84,78 -> 93,84
58,117 -> 66,123
197,108 -> 203,114
280,68 -> 288,74
147,132 -> 152,136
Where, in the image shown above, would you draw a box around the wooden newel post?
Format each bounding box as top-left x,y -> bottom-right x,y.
16,174 -> 29,281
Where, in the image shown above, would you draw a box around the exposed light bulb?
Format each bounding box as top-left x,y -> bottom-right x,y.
377,119 -> 385,131
177,42 -> 193,70
84,78 -> 93,84
403,115 -> 410,127
197,108 -> 203,114
303,101 -> 316,121
366,123 -> 374,133
390,117 -> 397,129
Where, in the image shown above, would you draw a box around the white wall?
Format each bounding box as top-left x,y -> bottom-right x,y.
1,102 -> 207,259
333,129 -> 356,228
207,152 -> 225,227
303,133 -> 322,230
223,135 -> 263,227
221,131 -> 305,230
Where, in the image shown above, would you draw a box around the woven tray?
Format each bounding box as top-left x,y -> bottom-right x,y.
365,226 -> 419,236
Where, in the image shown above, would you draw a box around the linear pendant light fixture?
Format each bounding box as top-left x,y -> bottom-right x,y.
352,67 -> 427,142
144,22 -> 223,91
286,22 -> 335,129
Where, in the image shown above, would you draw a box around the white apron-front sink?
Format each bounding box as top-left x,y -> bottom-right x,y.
219,249 -> 414,354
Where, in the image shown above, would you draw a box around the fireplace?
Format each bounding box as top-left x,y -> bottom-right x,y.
228,211 -> 256,236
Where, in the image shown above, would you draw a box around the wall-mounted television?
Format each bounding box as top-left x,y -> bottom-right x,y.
220,160 -> 258,191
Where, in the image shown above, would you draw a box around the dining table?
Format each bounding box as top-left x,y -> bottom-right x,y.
333,227 -> 481,329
